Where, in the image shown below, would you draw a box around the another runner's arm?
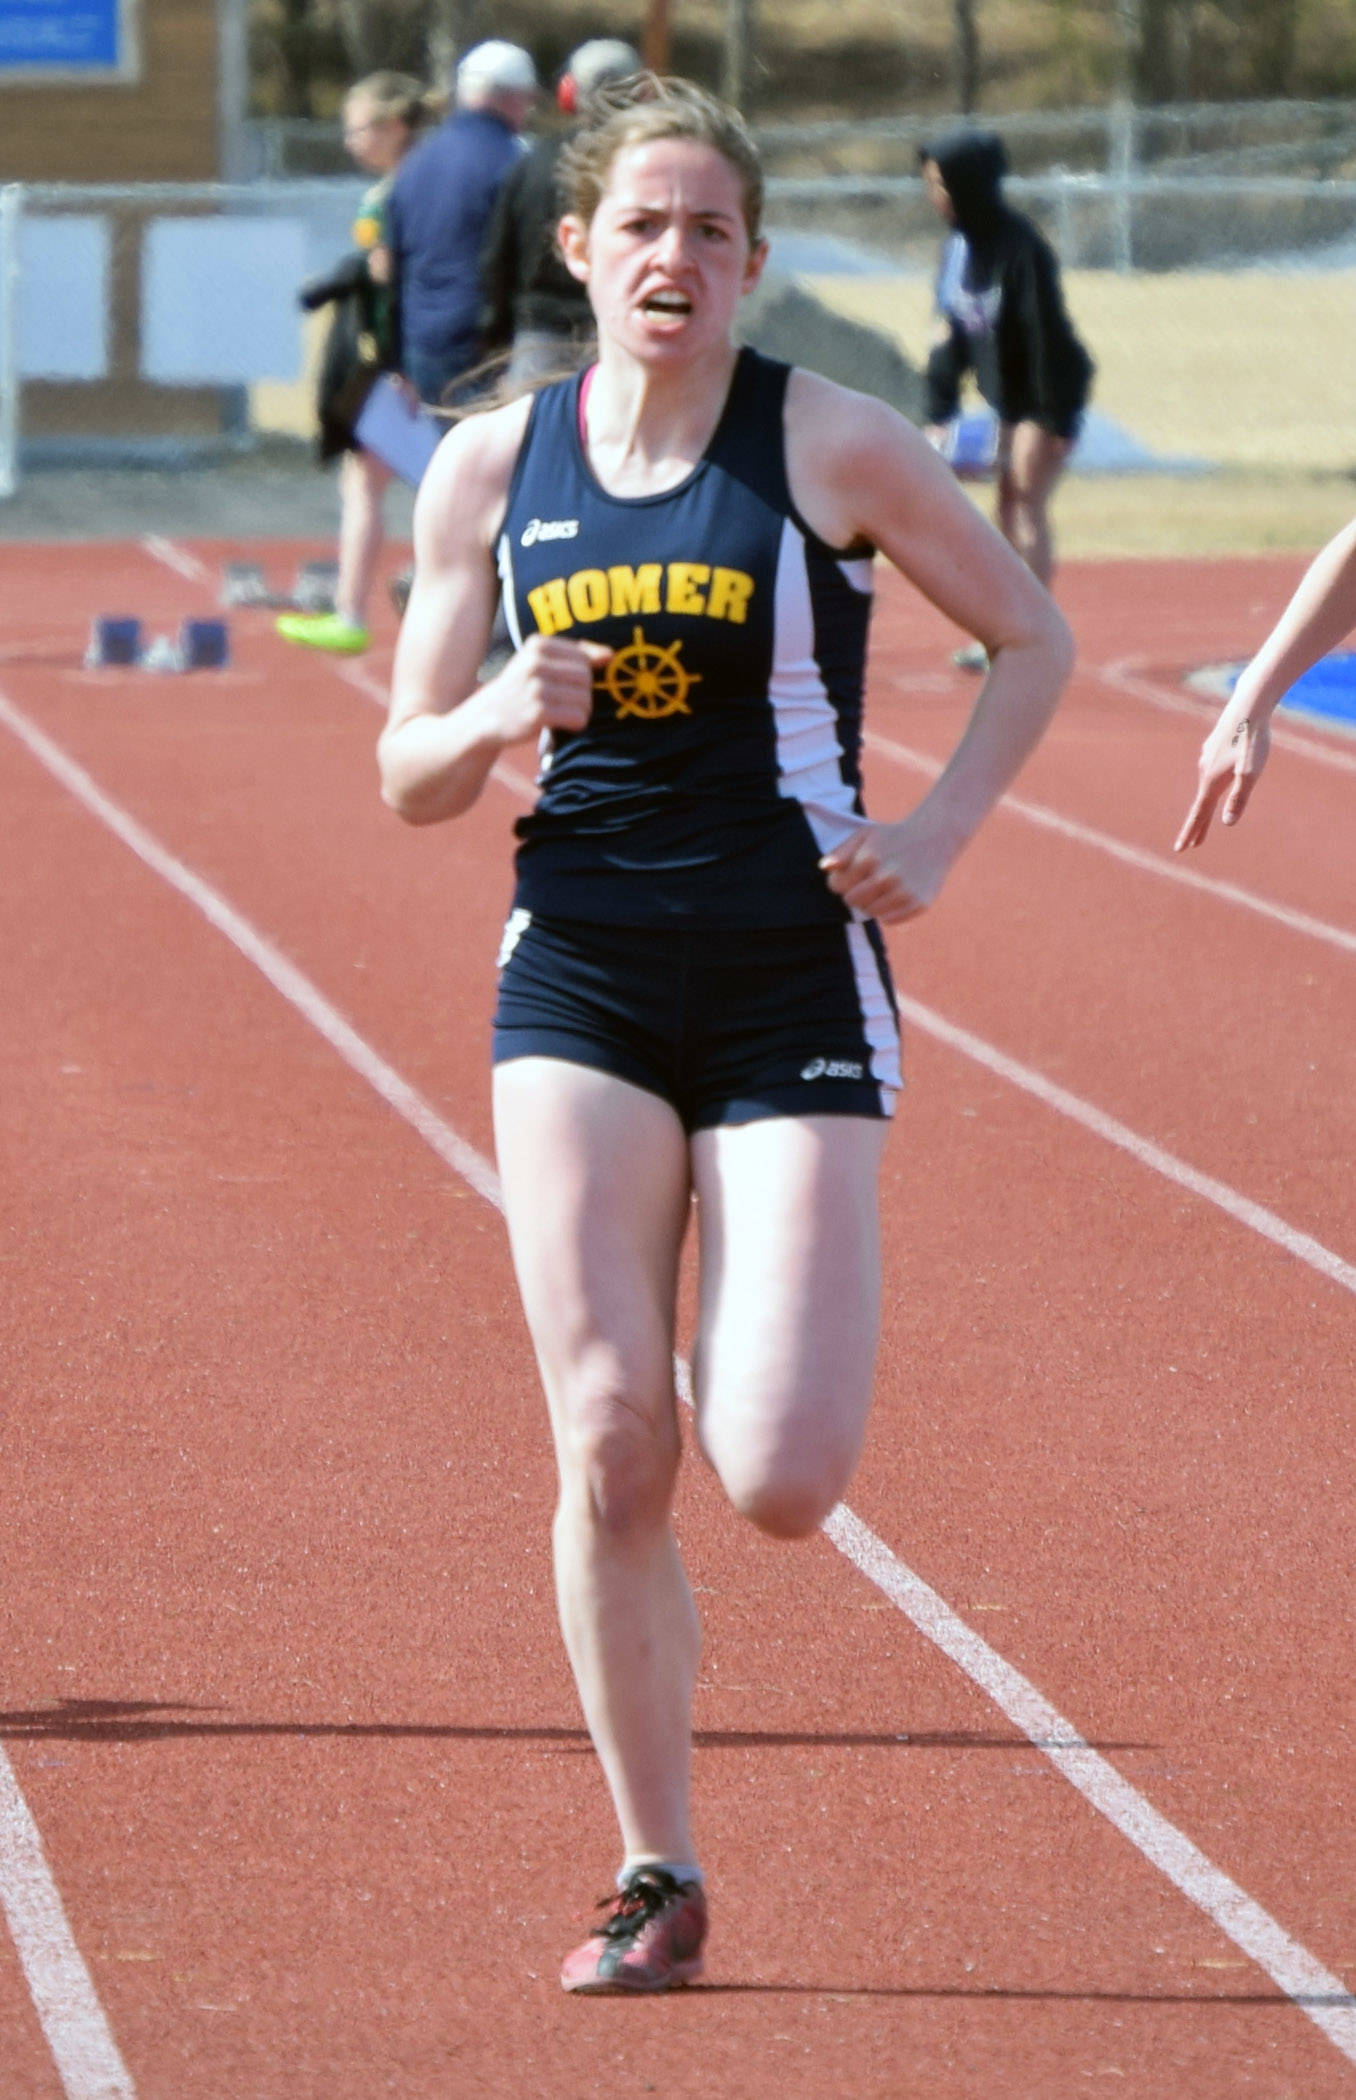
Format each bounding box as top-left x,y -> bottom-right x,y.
788,372 -> 1073,918
1176,514 -> 1356,848
378,400 -> 605,827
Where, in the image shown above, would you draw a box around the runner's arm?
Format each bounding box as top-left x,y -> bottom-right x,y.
787,374 -> 1073,919
378,400 -> 606,826
1175,516 -> 1356,848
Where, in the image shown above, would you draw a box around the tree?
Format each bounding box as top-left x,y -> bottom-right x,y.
953,0 -> 980,112
425,0 -> 489,92
1238,0 -> 1299,95
722,0 -> 756,108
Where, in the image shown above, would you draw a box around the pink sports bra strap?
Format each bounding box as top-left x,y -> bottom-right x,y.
577,364 -> 596,445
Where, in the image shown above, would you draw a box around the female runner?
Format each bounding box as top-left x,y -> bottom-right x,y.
378,76 -> 1074,1994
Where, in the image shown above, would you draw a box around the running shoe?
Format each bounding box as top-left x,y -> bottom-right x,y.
275,612 -> 370,654
560,1868 -> 707,1994
951,641 -> 989,673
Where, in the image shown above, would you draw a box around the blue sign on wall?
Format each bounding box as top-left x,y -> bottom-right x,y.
0,0 -> 134,76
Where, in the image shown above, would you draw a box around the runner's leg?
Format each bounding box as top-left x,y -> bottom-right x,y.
493,1058 -> 700,1867
995,420 -> 1071,588
335,446 -> 391,627
691,1115 -> 888,1536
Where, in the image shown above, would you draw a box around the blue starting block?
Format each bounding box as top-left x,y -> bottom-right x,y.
85,616 -> 143,667
178,618 -> 230,670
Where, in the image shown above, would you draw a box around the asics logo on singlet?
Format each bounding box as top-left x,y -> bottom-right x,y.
801,1057 -> 864,1082
521,517 -> 579,547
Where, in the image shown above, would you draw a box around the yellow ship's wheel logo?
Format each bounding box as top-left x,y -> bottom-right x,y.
602,626 -> 700,720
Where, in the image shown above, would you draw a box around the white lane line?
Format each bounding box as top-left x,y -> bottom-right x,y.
865,728 -> 1356,959
337,665 -> 1356,1289
334,660 -> 388,709
0,1753 -> 136,2098
138,536 -> 211,584
334,657 -> 540,802
823,1509 -> 1356,2063
0,695 -> 500,1211
896,992 -> 1356,1297
1097,656 -> 1356,775
3,688 -> 1354,2065
345,649 -> 1356,957
338,663 -> 1355,1285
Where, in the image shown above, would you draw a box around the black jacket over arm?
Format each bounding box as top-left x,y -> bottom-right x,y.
479,132 -> 594,349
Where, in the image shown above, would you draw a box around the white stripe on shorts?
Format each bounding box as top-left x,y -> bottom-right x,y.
496,907 -> 532,971
846,922 -> 903,1111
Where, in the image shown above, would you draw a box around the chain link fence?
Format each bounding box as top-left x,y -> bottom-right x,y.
2,107 -> 1355,496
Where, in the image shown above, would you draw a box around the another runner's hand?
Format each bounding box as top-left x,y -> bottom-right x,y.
820,818 -> 948,924
483,636 -> 612,747
1174,703 -> 1271,851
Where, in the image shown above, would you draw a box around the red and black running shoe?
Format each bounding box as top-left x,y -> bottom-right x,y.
560,1867 -> 707,1994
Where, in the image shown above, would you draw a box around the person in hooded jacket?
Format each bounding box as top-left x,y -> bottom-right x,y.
920,129 -> 1092,641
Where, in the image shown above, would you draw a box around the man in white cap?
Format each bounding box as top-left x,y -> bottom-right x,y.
386,39 -> 539,406
479,37 -> 642,385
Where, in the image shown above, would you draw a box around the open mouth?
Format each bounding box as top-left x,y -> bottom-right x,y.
641,290 -> 693,318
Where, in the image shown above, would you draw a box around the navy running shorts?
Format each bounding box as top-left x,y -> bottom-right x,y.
492,912 -> 902,1131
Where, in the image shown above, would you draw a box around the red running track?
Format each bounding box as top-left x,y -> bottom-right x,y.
0,535 -> 1352,2098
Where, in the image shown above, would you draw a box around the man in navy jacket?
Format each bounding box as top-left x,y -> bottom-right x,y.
387,39 -> 537,406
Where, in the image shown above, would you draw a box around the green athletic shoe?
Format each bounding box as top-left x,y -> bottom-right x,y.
276,611 -> 370,654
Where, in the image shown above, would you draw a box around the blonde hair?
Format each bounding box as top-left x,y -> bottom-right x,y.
345,71 -> 444,132
558,74 -> 764,243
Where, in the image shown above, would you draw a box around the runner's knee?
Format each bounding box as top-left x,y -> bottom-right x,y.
557,1376 -> 680,1537
715,1439 -> 854,1540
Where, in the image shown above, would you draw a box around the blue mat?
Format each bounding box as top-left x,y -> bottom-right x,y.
1280,652 -> 1356,727
945,406 -> 1207,477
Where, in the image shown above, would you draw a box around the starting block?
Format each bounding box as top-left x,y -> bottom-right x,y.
85,615 -> 143,667
221,561 -> 275,608
86,614 -> 230,672
293,559 -> 338,611
221,558 -> 337,612
179,617 -> 230,669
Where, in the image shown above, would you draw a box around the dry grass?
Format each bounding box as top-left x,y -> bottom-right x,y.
802,264 -> 1356,553
1050,469 -> 1356,558
802,268 -> 1356,474
252,278 -> 1356,563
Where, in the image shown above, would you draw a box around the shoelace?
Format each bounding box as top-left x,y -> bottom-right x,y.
595,1869 -> 686,1942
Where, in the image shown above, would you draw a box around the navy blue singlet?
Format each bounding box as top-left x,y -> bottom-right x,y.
496,347 -> 876,928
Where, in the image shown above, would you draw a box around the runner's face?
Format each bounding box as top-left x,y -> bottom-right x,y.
922,159 -> 955,224
562,139 -> 766,363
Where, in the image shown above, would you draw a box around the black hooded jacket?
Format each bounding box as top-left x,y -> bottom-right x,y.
921,130 -> 1093,436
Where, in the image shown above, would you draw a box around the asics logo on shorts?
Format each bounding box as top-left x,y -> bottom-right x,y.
800,1057 -> 864,1081
521,517 -> 579,547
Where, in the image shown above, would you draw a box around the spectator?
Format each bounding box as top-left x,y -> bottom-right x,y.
386,39 -> 538,408
278,71 -> 435,657
920,129 -> 1093,664
480,37 -> 642,387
